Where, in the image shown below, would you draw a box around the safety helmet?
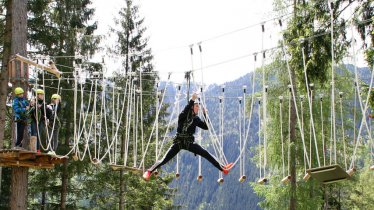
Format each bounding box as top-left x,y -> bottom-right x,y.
51,94 -> 61,100
36,89 -> 45,95
14,87 -> 24,95
194,100 -> 200,104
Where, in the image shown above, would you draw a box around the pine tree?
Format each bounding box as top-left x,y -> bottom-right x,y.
27,0 -> 100,208
109,0 -> 174,209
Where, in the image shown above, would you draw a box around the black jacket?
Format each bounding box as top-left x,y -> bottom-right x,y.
30,99 -> 51,123
176,99 -> 208,136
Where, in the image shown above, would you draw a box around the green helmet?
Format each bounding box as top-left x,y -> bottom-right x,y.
14,87 -> 24,95
51,94 -> 61,100
36,89 -> 45,95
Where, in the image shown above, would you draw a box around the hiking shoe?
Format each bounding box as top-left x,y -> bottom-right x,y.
222,163 -> 233,175
143,170 -> 151,181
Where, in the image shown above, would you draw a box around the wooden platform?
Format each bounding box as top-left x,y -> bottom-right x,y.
0,149 -> 68,169
109,164 -> 142,175
306,164 -> 350,184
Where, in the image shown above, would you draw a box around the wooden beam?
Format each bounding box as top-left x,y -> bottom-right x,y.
12,54 -> 61,78
109,164 -> 142,174
0,160 -> 54,169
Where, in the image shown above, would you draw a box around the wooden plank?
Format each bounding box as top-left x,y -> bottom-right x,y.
13,54 -> 61,78
0,151 -> 19,159
0,160 -> 54,169
18,153 -> 36,161
109,164 -> 142,174
307,164 -> 350,184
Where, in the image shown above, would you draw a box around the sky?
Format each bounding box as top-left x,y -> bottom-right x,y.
90,0 -> 366,85
91,0 -> 280,85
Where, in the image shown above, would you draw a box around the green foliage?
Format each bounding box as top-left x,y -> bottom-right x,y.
353,0 -> 374,68
250,1 -> 374,209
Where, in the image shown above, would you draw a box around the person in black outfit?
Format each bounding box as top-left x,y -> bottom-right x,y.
143,93 -> 233,181
30,89 -> 51,153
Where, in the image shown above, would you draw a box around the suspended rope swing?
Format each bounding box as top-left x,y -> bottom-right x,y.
238,85 -> 247,183
279,96 -> 291,184
217,87 -> 225,184
304,1 -> 357,184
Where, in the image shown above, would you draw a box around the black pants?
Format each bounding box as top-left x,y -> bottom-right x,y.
15,121 -> 26,147
149,139 -> 223,173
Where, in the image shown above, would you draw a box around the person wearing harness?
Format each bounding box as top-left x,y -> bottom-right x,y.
143,92 -> 233,181
30,89 -> 50,153
46,94 -> 61,153
12,87 -> 30,149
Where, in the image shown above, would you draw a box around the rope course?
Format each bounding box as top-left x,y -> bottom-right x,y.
4,1 -> 373,186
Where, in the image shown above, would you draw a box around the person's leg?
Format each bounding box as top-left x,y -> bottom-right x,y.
52,126 -> 59,151
148,143 -> 180,173
39,121 -> 47,150
15,122 -> 25,147
187,143 -> 223,171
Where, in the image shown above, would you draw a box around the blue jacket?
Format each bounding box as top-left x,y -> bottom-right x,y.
13,97 -> 29,120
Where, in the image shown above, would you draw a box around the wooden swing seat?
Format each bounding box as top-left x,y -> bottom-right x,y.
306,164 -> 350,184
257,177 -> 268,184
281,175 -> 291,184
175,172 -> 180,179
109,164 -> 142,174
217,178 -> 224,184
0,149 -> 68,169
239,175 -> 247,183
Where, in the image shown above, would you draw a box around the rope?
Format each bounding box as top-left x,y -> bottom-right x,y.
228,54 -> 257,169
258,98 -> 262,178
349,67 -> 374,169
339,92 -> 347,170
219,92 -> 224,179
238,97 -> 243,177
279,96 -> 285,177
138,76 -> 174,167
242,86 -> 247,177
301,46 -> 321,167
280,29 -> 311,169
261,23 -> 268,179
288,87 -> 291,175
320,94 -> 326,166
300,96 -> 307,173
328,0 -> 337,164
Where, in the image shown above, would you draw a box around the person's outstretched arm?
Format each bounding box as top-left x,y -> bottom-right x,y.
179,93 -> 198,120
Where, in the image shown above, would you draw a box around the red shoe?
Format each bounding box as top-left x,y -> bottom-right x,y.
143,170 -> 151,181
222,163 -> 233,175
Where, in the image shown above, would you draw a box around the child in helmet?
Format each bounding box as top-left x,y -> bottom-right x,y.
30,89 -> 50,153
47,94 -> 61,153
12,87 -> 30,149
143,92 -> 233,181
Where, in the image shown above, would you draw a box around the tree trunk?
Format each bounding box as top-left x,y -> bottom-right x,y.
10,167 -> 28,210
41,190 -> 46,210
289,1 -> 298,210
119,133 -> 126,209
60,122 -> 70,210
0,0 -> 13,198
6,0 -> 29,209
